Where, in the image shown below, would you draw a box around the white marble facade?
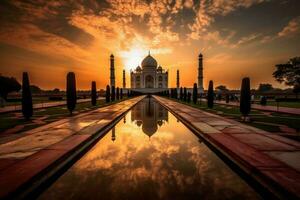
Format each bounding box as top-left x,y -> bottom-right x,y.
131,54 -> 168,89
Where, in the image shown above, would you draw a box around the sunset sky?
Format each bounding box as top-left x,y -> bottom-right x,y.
0,0 -> 299,90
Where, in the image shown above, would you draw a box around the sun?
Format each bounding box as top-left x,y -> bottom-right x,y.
121,49 -> 146,71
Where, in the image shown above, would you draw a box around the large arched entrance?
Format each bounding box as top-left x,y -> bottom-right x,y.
145,75 -> 154,88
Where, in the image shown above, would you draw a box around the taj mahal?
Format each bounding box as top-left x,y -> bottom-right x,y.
130,53 -> 168,89
109,52 -> 204,93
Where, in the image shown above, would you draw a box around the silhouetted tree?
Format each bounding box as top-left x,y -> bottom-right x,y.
180,87 -> 183,100
116,87 -> 120,100
106,85 -> 110,103
22,72 -> 33,120
240,77 -> 251,120
174,88 -> 178,99
127,89 -> 130,97
0,75 -> 21,100
183,87 -> 187,101
187,92 -> 191,103
215,85 -> 229,92
111,86 -> 115,101
120,88 -> 123,99
30,85 -> 42,93
91,81 -> 96,106
257,83 -> 273,92
207,80 -> 214,108
66,72 -> 77,114
193,83 -> 197,104
273,57 -> 300,97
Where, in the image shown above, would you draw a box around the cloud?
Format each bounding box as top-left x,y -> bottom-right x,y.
187,0 -> 266,41
261,16 -> 300,43
278,16 -> 300,37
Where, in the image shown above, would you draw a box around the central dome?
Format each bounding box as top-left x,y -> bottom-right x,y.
141,54 -> 157,68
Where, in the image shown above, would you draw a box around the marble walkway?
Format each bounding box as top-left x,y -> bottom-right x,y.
0,96 -> 145,198
154,96 -> 300,199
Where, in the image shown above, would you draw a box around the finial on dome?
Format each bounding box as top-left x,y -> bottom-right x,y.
148,50 -> 150,55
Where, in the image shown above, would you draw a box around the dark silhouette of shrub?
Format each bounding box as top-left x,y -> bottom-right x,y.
116,87 -> 120,100
120,88 -> 123,99
91,81 -> 96,106
183,87 -> 187,101
66,72 -> 77,114
225,94 -> 230,103
106,85 -> 110,103
260,96 -> 267,105
127,89 -> 130,97
207,80 -> 214,108
193,83 -> 197,104
187,92 -> 191,103
260,96 -> 267,106
111,86 -> 115,101
180,87 -> 183,100
22,72 -> 33,120
240,77 -> 251,118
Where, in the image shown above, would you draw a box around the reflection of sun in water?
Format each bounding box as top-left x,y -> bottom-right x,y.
121,48 -> 146,70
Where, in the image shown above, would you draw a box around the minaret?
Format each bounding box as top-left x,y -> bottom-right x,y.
123,69 -> 126,89
110,54 -> 115,88
176,70 -> 180,89
198,53 -> 204,92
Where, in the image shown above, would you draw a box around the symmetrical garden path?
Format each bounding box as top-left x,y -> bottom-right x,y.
214,100 -> 300,115
0,96 -> 145,199
154,96 -> 300,199
0,98 -> 103,114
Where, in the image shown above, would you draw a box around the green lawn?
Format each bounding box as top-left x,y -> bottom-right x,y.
263,101 -> 300,108
171,98 -> 300,133
0,98 -> 128,134
3,96 -> 63,106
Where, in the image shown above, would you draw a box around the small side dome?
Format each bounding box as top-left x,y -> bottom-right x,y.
136,66 -> 142,72
157,66 -> 162,72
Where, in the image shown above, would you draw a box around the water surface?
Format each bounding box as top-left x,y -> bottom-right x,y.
38,97 -> 260,200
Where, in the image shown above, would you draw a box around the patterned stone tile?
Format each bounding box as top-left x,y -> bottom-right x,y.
191,122 -> 221,134
231,133 -> 297,151
265,151 -> 300,172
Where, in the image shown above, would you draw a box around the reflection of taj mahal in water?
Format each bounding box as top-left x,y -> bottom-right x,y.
131,98 -> 168,138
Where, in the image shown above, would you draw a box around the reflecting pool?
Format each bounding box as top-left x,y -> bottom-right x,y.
38,97 -> 261,200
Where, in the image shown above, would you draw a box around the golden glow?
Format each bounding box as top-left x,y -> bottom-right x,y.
120,48 -> 147,70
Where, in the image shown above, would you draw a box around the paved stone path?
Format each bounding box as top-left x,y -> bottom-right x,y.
0,96 -> 144,198
154,96 -> 300,199
0,98 -> 104,114
214,100 -> 300,115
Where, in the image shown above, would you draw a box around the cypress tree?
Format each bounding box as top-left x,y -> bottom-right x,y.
111,86 -> 115,101
120,88 -> 123,99
193,83 -> 198,104
127,89 -> 130,97
180,87 -> 183,100
240,77 -> 251,119
183,87 -> 187,101
66,72 -> 77,114
106,85 -> 110,103
91,81 -> 96,106
116,87 -> 120,100
22,72 -> 33,120
187,92 -> 191,103
207,80 -> 214,108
